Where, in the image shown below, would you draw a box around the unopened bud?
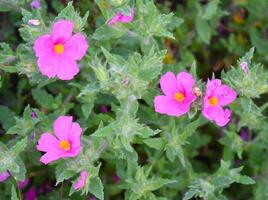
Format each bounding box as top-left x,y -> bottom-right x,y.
123,77 -> 129,86
194,87 -> 202,97
28,19 -> 40,26
240,61 -> 249,75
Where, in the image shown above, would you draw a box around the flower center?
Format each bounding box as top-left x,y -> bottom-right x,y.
59,140 -> 71,151
208,96 -> 218,106
54,44 -> 64,54
174,92 -> 185,102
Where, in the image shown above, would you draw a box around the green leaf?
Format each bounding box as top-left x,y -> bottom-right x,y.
32,88 -> 62,110
89,177 -> 104,200
183,189 -> 199,200
196,18 -> 212,44
82,102 -> 94,118
120,136 -> 133,152
21,8 -> 33,24
92,122 -> 115,137
92,24 -> 125,40
0,105 -> 15,131
144,138 -> 165,150
236,175 -> 255,185
202,0 -> 220,20
0,43 -> 17,71
10,137 -> 27,157
219,131 -> 244,159
11,185 -> 19,200
56,2 -> 89,32
136,0 -> 174,39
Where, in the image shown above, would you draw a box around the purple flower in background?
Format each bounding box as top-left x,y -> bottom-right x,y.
30,0 -> 41,9
25,187 -> 37,200
240,61 -> 249,75
88,198 -> 97,200
0,171 -> 10,182
38,182 -> 53,194
100,105 -> 109,113
31,111 -> 37,119
240,128 -> 250,141
112,175 -> 121,183
19,178 -> 30,189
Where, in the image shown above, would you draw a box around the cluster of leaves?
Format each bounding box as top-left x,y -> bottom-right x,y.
0,0 -> 268,200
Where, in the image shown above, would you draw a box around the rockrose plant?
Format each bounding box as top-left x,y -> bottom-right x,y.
0,1 -> 268,200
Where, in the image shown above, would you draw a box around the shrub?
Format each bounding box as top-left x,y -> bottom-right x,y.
0,0 -> 268,199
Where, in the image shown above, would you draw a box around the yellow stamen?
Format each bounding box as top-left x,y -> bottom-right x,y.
208,96 -> 218,106
174,92 -> 185,102
54,44 -> 64,54
59,140 -> 71,151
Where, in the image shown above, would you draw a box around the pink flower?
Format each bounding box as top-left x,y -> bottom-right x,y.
0,171 -> 10,182
25,187 -> 37,200
73,171 -> 88,190
202,79 -> 237,127
36,116 -> 83,164
108,8 -> 134,26
154,71 -> 196,117
33,20 -> 88,80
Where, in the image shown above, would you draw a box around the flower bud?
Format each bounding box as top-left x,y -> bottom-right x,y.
193,87 -> 202,97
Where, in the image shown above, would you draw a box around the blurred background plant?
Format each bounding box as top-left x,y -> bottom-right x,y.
0,0 -> 268,199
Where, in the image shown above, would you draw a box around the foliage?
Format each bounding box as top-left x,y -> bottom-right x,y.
0,0 -> 268,200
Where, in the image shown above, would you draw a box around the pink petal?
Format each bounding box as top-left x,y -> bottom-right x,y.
118,8 -> 134,23
69,122 -> 82,149
65,33 -> 89,60
176,71 -> 195,89
160,71 -> 178,96
56,55 -> 80,80
202,106 -> 231,127
205,79 -> 221,97
37,55 -> 58,78
36,133 -> 59,152
216,85 -> 237,106
0,171 -> 10,182
184,91 -> 196,107
206,79 -> 221,89
60,147 -> 81,158
154,95 -> 189,117
51,20 -> 74,42
53,116 -> 73,140
73,171 -> 88,190
33,34 -> 53,58
37,54 -> 79,80
107,15 -> 121,26
40,151 -> 62,165
214,109 -> 232,127
108,8 -> 134,26
202,105 -> 222,121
